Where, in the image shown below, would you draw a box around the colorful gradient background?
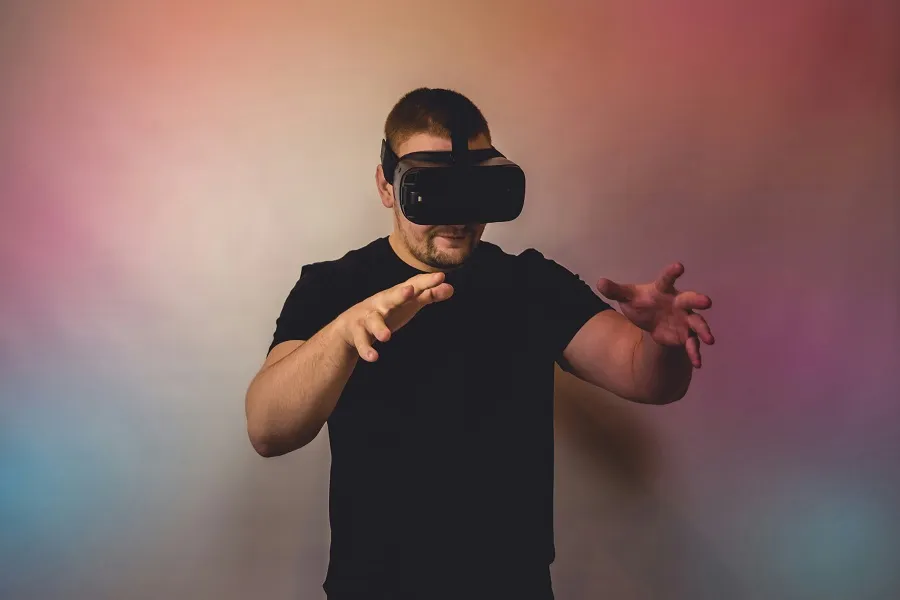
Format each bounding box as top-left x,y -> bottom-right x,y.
2,1 -> 898,599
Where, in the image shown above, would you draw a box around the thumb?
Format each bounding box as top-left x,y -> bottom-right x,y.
596,278 -> 633,302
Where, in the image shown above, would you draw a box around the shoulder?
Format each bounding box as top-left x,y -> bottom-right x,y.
292,237 -> 387,284
275,238 -> 386,317
276,239 -> 390,314
480,242 -> 576,282
471,242 -> 596,304
516,248 -> 592,294
488,244 -> 605,310
472,240 -> 548,266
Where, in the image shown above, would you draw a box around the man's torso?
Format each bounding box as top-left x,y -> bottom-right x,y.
268,236 -> 609,597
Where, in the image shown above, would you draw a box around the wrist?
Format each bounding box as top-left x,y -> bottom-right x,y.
640,329 -> 685,358
328,314 -> 360,357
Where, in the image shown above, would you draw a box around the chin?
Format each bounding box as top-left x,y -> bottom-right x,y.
424,250 -> 469,269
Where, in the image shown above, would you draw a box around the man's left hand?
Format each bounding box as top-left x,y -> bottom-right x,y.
596,262 -> 715,368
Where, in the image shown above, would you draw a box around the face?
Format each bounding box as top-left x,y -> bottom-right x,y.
376,132 -> 490,271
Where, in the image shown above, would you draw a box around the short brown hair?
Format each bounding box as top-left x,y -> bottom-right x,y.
384,87 -> 492,153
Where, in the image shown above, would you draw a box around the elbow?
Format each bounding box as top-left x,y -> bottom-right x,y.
251,441 -> 276,458
647,387 -> 687,405
248,431 -> 280,458
245,397 -> 285,458
245,386 -> 292,458
246,412 -> 317,458
247,422 -> 282,458
243,376 -> 326,457
247,426 -> 311,458
632,345 -> 694,405
245,393 -> 277,457
625,390 -> 680,405
629,389 -> 684,406
641,375 -> 692,405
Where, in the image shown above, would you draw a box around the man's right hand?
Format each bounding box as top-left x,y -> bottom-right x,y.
337,272 -> 454,362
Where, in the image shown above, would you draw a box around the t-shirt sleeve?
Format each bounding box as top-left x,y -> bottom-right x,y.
521,249 -> 614,359
267,262 -> 347,355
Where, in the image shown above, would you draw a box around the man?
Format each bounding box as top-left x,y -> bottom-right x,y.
245,88 -> 715,599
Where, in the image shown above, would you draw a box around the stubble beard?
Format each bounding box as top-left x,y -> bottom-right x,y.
402,226 -> 475,270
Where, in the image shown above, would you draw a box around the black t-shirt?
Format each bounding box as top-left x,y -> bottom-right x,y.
268,236 -> 612,598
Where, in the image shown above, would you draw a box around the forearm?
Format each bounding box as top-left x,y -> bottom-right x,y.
245,318 -> 359,457
630,330 -> 693,404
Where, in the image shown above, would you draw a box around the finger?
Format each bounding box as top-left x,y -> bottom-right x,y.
656,262 -> 684,292
405,271 -> 448,296
365,310 -> 392,343
596,278 -> 634,303
415,283 -> 455,306
685,334 -> 702,368
351,322 -> 378,362
383,283 -> 417,309
674,291 -> 712,311
384,272 -> 446,308
687,313 -> 715,345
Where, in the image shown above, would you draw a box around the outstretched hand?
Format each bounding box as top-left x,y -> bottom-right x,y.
339,271 -> 454,362
596,263 -> 714,368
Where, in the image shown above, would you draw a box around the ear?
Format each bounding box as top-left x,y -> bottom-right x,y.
375,164 -> 394,209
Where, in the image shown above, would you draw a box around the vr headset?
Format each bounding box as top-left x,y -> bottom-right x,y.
380,117 -> 526,225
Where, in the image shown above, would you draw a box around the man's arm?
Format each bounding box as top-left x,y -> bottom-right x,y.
245,320 -> 359,458
558,260 -> 714,404
560,310 -> 693,405
244,271 -> 454,458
